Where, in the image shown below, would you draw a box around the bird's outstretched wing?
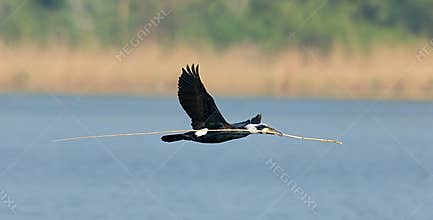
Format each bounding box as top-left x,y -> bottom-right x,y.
178,64 -> 229,129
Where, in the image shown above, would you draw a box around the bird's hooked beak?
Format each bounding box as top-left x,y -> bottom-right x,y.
260,126 -> 283,136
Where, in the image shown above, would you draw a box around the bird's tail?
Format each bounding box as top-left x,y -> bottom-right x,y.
161,134 -> 187,142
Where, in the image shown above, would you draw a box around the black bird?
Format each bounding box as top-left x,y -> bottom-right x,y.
161,64 -> 282,143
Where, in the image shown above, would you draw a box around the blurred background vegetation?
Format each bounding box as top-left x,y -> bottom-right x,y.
1,0 -> 432,50
1,0 -> 433,99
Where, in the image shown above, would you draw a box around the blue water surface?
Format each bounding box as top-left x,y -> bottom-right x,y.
0,94 -> 432,220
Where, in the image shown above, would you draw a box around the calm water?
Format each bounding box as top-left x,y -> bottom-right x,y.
0,94 -> 432,220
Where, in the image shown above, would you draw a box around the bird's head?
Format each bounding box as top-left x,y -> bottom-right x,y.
246,124 -> 283,136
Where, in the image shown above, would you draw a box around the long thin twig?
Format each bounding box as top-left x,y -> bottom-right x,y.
280,133 -> 343,144
53,128 -> 342,144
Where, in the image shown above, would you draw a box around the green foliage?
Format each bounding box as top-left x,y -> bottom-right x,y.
0,0 -> 431,49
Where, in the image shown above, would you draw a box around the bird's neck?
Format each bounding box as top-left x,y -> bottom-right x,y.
245,124 -> 259,133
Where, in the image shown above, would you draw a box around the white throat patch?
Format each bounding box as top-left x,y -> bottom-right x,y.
195,128 -> 209,137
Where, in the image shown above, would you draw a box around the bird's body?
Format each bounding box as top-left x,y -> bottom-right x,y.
164,130 -> 250,144
161,64 -> 281,143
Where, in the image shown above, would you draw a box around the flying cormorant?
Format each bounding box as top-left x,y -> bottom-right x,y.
53,64 -> 341,144
161,64 -> 282,143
